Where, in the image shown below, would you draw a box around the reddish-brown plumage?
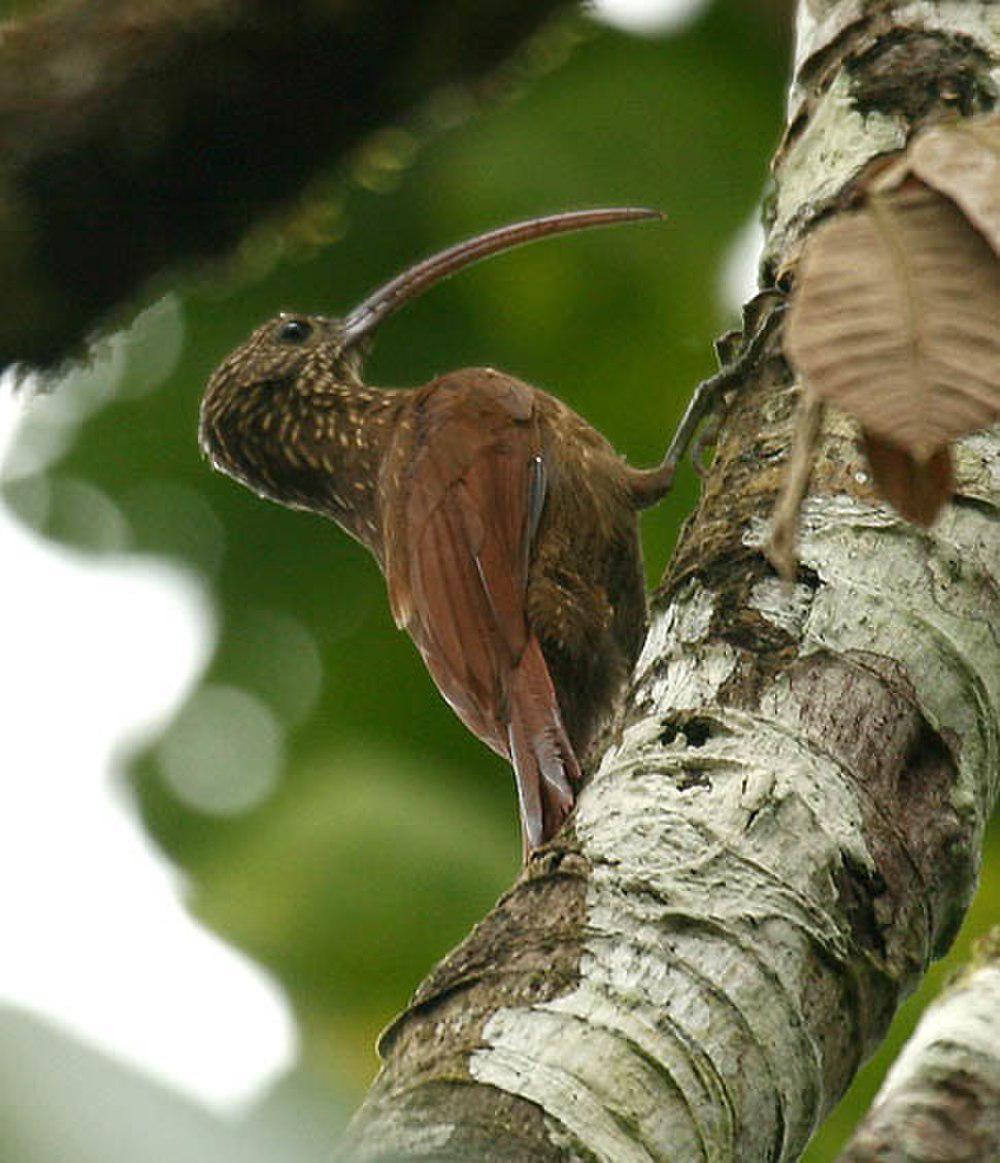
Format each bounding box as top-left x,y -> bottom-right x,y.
200,211 -> 671,854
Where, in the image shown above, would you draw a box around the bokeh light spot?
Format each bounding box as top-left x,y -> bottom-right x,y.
120,481 -> 226,578
119,293 -> 186,399
19,475 -> 132,554
590,0 -> 709,35
224,607 -> 324,727
156,685 -> 284,815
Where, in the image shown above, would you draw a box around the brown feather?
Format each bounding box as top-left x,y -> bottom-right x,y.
200,210 -> 667,857
203,343 -> 653,853
382,370 -> 582,848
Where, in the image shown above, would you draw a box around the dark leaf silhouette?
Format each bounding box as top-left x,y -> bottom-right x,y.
862,432 -> 954,527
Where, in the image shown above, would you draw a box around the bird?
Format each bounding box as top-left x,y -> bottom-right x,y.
200,208 -> 674,855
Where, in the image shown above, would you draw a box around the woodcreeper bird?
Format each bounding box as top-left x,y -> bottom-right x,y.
200,208 -> 676,854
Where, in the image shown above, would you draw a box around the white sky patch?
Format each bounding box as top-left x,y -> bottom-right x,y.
590,0 -> 710,35
0,372 -> 297,1110
718,213 -> 764,317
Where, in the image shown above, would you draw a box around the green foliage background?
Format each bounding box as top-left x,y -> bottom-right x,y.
2,4 -> 996,1159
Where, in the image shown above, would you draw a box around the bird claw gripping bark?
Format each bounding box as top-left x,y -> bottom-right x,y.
660,291 -> 789,481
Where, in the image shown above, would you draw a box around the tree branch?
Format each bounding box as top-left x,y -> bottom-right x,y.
837,929 -> 1000,1162
0,0 -> 569,368
341,2 -> 999,1159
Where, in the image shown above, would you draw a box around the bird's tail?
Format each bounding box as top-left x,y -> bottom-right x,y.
506,637 -> 582,855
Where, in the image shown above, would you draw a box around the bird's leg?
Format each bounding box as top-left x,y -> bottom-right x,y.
628,299 -> 787,507
671,300 -> 788,476
690,413 -> 722,477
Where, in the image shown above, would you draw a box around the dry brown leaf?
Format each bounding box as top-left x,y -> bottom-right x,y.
785,179 -> 1000,463
897,118 -> 1000,253
862,432 -> 954,527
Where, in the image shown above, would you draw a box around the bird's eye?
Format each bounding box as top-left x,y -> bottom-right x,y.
276,318 -> 313,344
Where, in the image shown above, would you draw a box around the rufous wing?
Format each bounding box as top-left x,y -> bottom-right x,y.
383,370 -> 581,850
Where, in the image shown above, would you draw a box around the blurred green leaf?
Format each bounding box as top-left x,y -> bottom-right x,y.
191,745 -> 519,1085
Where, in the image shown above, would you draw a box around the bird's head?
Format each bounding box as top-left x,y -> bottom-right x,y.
199,207 -> 664,504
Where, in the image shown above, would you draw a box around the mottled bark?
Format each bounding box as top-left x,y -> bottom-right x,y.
342,2 -> 999,1160
838,929 -> 1000,1162
0,0 -> 569,368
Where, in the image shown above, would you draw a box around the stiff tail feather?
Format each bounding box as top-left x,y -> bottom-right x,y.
506,638 -> 582,853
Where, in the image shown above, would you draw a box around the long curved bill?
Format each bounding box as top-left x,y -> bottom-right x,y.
338,206 -> 664,348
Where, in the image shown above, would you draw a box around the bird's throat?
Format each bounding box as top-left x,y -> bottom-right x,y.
203,378 -> 404,556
